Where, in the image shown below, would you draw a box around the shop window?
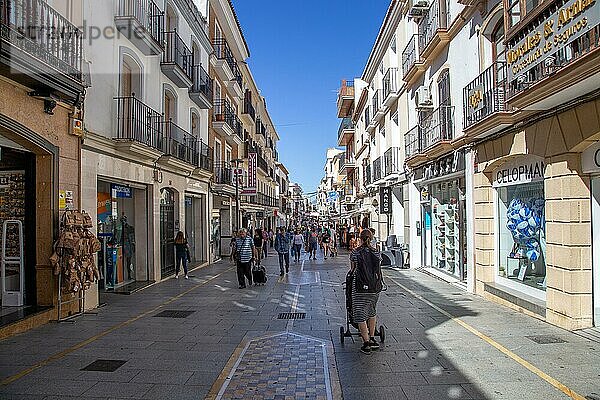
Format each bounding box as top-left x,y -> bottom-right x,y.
497,181 -> 546,290
507,0 -> 521,28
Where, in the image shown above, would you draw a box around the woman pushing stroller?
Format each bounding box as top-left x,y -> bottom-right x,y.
349,229 -> 384,354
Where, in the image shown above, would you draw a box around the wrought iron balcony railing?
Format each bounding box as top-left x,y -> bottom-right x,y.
384,147 -> 401,176
190,64 -> 213,100
213,38 -> 242,88
463,61 -> 506,129
405,125 -> 422,159
163,120 -> 199,165
383,68 -> 398,100
1,0 -> 83,79
243,98 -> 256,121
418,0 -> 450,53
163,30 -> 193,80
363,164 -> 371,187
337,117 -> 354,142
213,162 -> 233,185
114,96 -> 163,151
402,34 -> 419,77
213,98 -> 243,138
371,89 -> 382,114
421,105 -> 455,149
116,0 -> 164,46
373,157 -> 382,182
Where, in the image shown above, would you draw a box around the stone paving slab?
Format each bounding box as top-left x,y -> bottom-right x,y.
0,248 -> 599,399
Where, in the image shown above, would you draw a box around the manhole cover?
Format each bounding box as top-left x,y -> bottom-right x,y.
278,312 -> 306,320
526,335 -> 567,344
154,310 -> 195,318
81,359 -> 127,372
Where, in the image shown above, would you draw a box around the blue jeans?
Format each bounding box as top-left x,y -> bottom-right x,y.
176,252 -> 188,275
293,244 -> 302,261
278,252 -> 289,273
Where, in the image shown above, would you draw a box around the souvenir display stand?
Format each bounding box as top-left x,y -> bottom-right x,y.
50,210 -> 101,322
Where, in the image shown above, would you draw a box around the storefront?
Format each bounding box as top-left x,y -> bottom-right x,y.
415,151 -> 467,281
97,180 -> 150,291
493,157 -> 546,296
582,143 -> 600,327
0,143 -> 35,310
211,194 -> 232,260
185,194 -> 207,263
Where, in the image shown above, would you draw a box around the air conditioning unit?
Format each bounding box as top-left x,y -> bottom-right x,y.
409,0 -> 430,17
415,86 -> 433,109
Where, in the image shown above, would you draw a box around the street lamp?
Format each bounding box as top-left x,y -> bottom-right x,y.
231,158 -> 244,232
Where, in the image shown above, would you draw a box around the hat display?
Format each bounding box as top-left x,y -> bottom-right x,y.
506,196 -> 545,262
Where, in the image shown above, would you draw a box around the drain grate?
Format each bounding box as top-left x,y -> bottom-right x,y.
278,312 -> 306,320
526,335 -> 567,344
81,359 -> 127,372
153,310 -> 195,318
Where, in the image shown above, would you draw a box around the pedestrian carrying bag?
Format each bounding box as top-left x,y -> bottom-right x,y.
252,262 -> 267,285
354,247 -> 383,293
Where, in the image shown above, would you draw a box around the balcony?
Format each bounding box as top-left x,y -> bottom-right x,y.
115,0 -> 164,56
0,0 -> 84,104
213,162 -> 234,188
373,89 -> 385,122
366,105 -> 378,134
241,96 -> 256,125
211,38 -> 242,98
213,99 -> 243,142
337,80 -> 355,118
402,34 -> 425,85
226,59 -> 243,99
506,21 -> 600,111
383,68 -> 399,107
189,64 -> 213,109
384,147 -> 402,177
114,96 -> 163,159
463,62 -> 514,138
243,193 -> 278,207
405,125 -> 422,160
257,153 -> 268,173
255,118 -> 267,137
161,30 -> 193,88
339,154 -> 356,174
372,157 -> 382,183
163,120 -> 200,167
337,117 -> 355,146
418,0 -> 450,60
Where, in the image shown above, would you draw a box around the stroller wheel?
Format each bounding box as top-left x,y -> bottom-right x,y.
379,325 -> 386,343
340,326 -> 345,344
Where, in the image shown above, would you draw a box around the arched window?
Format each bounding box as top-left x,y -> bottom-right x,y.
163,88 -> 177,123
165,5 -> 177,31
120,54 -> 142,97
191,111 -> 200,137
437,70 -> 452,141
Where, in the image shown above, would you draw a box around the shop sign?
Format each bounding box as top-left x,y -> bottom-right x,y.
506,0 -> 599,83
65,190 -> 74,210
421,186 -> 430,202
493,157 -> 545,187
59,190 -> 66,210
423,150 -> 465,180
242,153 -> 257,195
467,85 -> 484,115
379,187 -> 392,214
111,184 -> 132,198
582,141 -> 600,173
257,211 -> 264,219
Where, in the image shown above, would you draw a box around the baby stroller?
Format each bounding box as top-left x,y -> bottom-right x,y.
340,270 -> 385,344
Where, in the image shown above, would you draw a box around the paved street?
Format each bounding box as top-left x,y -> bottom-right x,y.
0,248 -> 599,400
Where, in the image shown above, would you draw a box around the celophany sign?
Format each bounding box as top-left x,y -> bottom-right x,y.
493,157 -> 545,187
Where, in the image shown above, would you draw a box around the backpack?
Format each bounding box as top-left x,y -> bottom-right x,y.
354,247 -> 383,293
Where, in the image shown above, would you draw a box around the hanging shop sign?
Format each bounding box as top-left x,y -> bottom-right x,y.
422,150 -> 465,181
111,183 -> 132,198
327,191 -> 338,203
242,153 -> 257,195
379,187 -> 392,214
421,186 -> 430,202
506,0 -> 599,83
467,85 -> 484,116
493,156 -> 545,187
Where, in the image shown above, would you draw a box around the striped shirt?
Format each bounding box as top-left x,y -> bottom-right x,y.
235,236 -> 254,263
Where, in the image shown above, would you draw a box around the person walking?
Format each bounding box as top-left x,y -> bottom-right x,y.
274,227 -> 290,276
321,227 -> 331,260
308,228 -> 319,260
234,228 -> 255,289
287,228 -> 296,260
174,231 -> 190,279
262,229 -> 269,258
229,234 -> 237,264
253,229 -> 264,266
350,229 -> 383,354
292,229 -> 304,262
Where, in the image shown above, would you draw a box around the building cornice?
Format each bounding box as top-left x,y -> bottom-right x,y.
211,0 -> 250,60
362,1 -> 403,83
174,0 -> 213,54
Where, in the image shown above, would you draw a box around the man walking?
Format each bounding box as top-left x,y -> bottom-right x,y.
235,228 -> 255,289
308,228 -> 319,260
274,227 -> 290,276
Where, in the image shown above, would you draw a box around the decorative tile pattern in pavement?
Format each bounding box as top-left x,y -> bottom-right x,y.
216,332 -> 333,400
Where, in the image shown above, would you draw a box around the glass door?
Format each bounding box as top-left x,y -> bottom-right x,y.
593,178 -> 600,326
160,188 -> 175,278
185,196 -> 196,262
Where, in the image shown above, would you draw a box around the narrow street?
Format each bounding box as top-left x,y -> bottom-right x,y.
1,247 -> 598,400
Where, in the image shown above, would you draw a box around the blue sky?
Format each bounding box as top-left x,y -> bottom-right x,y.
232,0 -> 391,195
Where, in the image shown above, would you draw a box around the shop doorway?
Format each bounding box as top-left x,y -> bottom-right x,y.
185,195 -> 206,263
160,188 -> 176,278
421,203 -> 432,267
593,178 -> 600,326
0,146 -> 35,311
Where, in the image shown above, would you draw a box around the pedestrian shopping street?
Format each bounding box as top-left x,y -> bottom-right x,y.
1,247 -> 599,400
